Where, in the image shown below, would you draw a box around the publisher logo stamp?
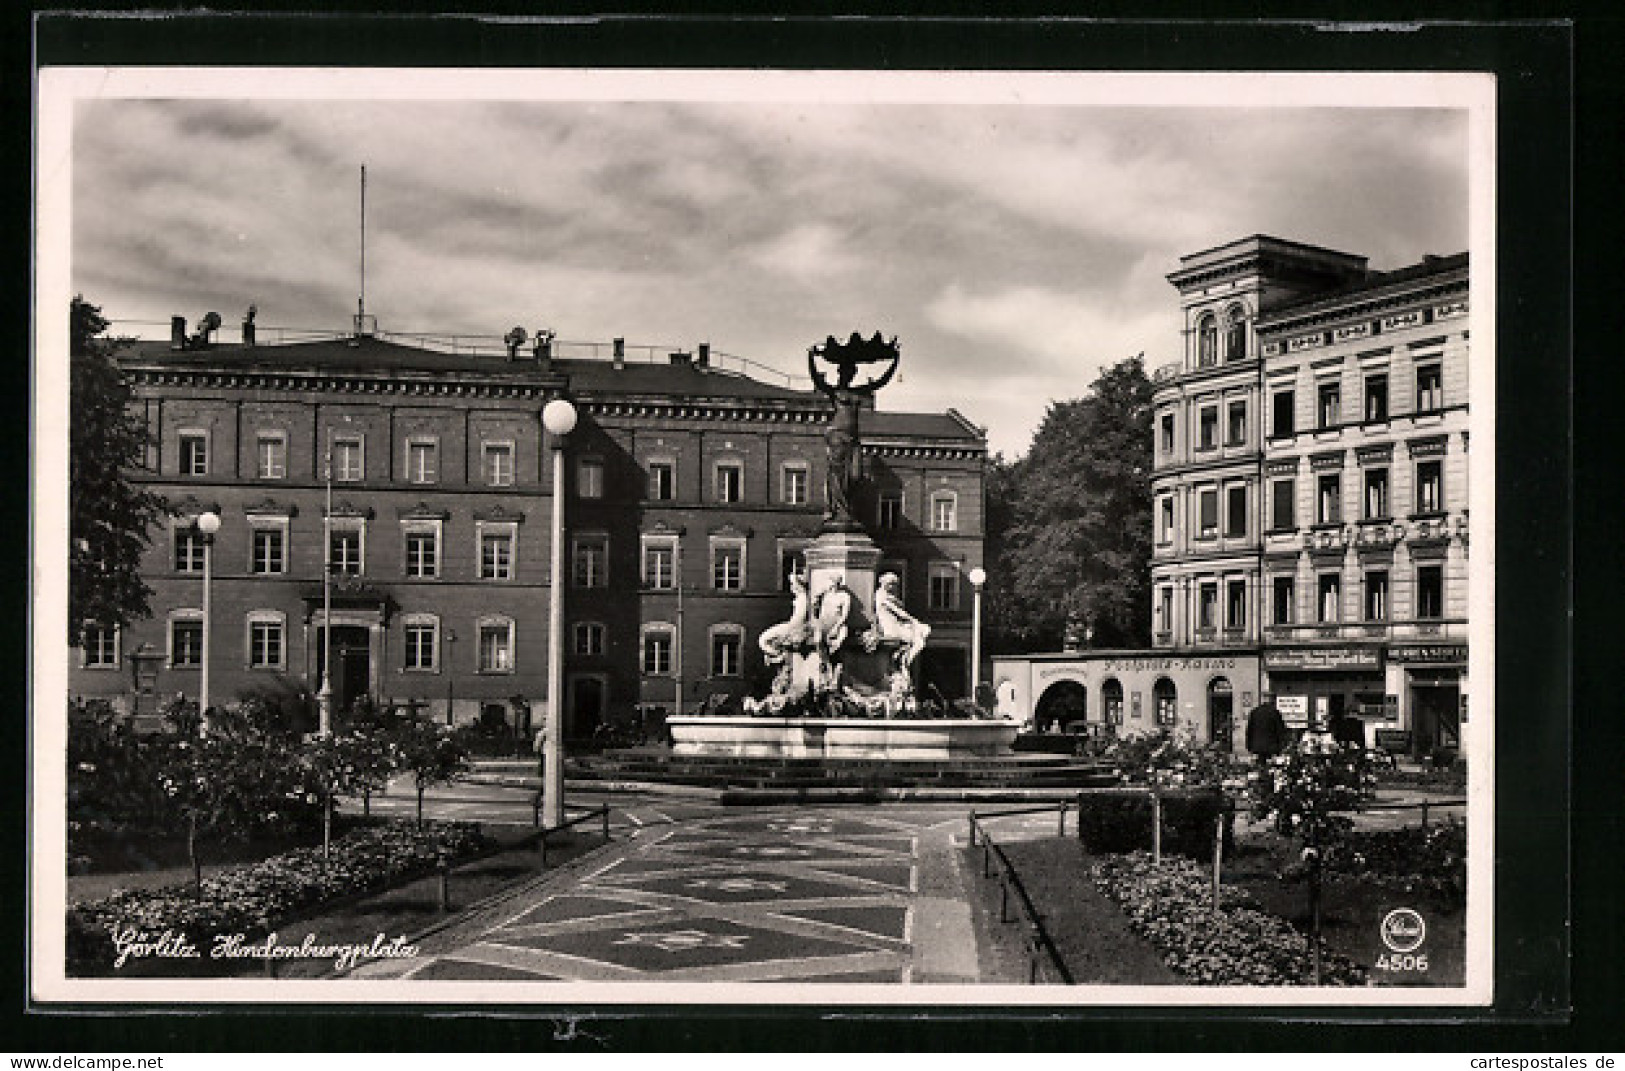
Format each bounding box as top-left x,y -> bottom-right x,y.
1380,908 -> 1427,954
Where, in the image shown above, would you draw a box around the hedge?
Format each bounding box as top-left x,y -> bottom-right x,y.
1075,788 -> 1232,860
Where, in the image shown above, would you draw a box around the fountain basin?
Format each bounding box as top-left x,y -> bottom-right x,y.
667,714 -> 1018,760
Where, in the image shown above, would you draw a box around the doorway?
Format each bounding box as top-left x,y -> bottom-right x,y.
317,625 -> 372,715
1208,676 -> 1234,750
567,674 -> 607,739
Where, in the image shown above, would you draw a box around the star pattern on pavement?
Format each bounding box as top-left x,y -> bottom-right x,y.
686,876 -> 790,893
612,928 -> 751,953
765,818 -> 838,834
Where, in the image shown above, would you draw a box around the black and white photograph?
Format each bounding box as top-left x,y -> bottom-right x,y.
31,59 -> 1502,1013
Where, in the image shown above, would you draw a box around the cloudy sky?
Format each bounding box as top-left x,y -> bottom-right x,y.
57,71 -> 1477,456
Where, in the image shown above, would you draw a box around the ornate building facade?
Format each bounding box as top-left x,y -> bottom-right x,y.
68,322 -> 986,737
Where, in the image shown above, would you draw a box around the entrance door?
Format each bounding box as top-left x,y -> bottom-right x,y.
318,626 -> 372,715
567,675 -> 606,739
1208,676 -> 1234,750
1412,682 -> 1461,756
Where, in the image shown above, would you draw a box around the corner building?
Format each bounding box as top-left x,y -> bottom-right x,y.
68,325 -> 986,738
996,236 -> 1469,758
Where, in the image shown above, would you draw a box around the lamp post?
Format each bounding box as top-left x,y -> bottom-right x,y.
444,629 -> 457,725
196,511 -> 221,728
967,566 -> 987,699
541,397 -> 578,829
317,431 -> 334,737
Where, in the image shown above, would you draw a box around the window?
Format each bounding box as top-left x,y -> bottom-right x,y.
1198,406 -> 1218,450
1318,573 -> 1342,623
169,613 -> 203,668
1365,373 -> 1389,422
1158,497 -> 1174,544
1272,576 -> 1296,625
573,534 -> 609,588
782,463 -> 810,506
1365,571 -> 1389,621
406,438 -> 438,484
1157,587 -> 1174,634
332,435 -> 363,482
477,618 -> 516,673
878,491 -> 904,530
710,628 -> 744,677
1271,390 -> 1295,438
1197,315 -> 1218,366
480,527 -> 515,580
1317,473 -> 1342,525
1153,678 -> 1177,726
578,458 -> 605,499
1226,401 -> 1247,446
711,540 -> 744,591
1417,565 -> 1445,619
643,538 -> 677,590
1416,460 -> 1443,513
647,460 -> 675,501
714,460 -> 743,504
247,613 -> 285,670
928,563 -> 960,611
1225,485 -> 1247,539
329,525 -> 364,576
256,433 -> 286,479
250,525 -> 286,575
642,627 -> 674,675
1198,583 -> 1218,629
82,624 -> 119,668
1271,478 -> 1296,531
1102,679 -> 1125,725
179,432 -> 208,476
574,622 -> 606,657
1226,579 -> 1247,629
931,492 -> 957,533
404,526 -> 439,578
483,442 -> 514,487
1364,468 -> 1390,520
1317,381 -> 1341,429
174,527 -> 207,573
1160,413 -> 1175,455
1224,307 -> 1247,361
1416,363 -> 1443,413
1198,488 -> 1219,538
403,617 -> 439,671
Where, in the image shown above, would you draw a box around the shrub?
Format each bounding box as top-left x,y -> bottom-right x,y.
68,699 -> 177,841
1093,851 -> 1367,986
1327,819 -> 1467,905
65,820 -> 489,976
1248,731 -> 1379,845
1075,788 -> 1230,860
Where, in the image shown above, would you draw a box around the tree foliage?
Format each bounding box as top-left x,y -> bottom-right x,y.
70,296 -> 169,642
988,354 -> 1154,651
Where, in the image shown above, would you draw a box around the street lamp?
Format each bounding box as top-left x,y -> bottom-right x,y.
196,510 -> 221,729
541,397 -> 578,830
967,566 -> 987,700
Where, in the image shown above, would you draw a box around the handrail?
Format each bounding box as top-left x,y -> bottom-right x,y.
533,802 -> 613,867
966,805 -> 1074,985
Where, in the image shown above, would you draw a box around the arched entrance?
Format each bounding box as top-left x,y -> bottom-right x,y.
1208,676 -> 1235,750
1034,680 -> 1087,733
1153,677 -> 1178,729
1101,678 -> 1125,728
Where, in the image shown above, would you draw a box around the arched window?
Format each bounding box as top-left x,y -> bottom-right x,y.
1153,677 -> 1178,727
1197,314 -> 1219,367
1102,678 -> 1125,725
1224,304 -> 1248,361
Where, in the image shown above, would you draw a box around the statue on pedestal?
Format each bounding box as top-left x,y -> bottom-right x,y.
758,567 -> 812,666
873,572 -> 930,672
808,332 -> 900,529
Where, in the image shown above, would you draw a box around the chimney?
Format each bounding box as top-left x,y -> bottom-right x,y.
612,337 -> 625,370
696,342 -> 711,368
669,351 -> 692,367
241,305 -> 257,347
171,316 -> 187,350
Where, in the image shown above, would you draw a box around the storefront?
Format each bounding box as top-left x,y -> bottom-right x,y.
1262,646 -> 1386,742
1389,644 -> 1467,757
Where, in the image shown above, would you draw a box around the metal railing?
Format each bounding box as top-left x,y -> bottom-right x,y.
532,801 -> 613,867
966,803 -> 1074,984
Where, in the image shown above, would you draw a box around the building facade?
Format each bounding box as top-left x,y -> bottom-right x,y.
69,320 -> 987,738
996,236 -> 1470,757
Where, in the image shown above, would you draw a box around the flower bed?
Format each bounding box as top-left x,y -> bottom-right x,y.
65,820 -> 490,975
1327,819 -> 1467,905
1092,851 -> 1367,986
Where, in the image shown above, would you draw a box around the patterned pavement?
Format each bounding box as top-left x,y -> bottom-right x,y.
352,808 -> 979,984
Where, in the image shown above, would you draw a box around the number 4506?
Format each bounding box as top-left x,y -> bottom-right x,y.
1376,953 -> 1428,972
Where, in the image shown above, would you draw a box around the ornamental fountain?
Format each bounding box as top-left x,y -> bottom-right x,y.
665,333 -> 1018,761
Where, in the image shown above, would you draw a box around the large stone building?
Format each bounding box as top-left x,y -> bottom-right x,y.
68,317 -> 987,738
995,236 -> 1470,758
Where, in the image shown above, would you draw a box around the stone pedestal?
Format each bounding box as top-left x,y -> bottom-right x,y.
804,527 -> 883,610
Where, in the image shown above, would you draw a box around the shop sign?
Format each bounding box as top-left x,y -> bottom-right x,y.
1276,694 -> 1310,728
1263,646 -> 1382,670
1097,655 -> 1239,672
1388,645 -> 1467,665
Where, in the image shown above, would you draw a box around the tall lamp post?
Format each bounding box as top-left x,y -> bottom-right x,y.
196,511 -> 221,728
541,397 -> 578,829
967,566 -> 987,700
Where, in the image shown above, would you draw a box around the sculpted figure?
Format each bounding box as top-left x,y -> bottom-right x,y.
813,576 -> 854,656
758,568 -> 812,665
873,571 -> 930,670
808,333 -> 901,526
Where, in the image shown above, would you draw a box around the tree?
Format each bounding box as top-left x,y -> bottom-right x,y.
69,296 -> 170,642
390,717 -> 471,827
995,354 -> 1154,649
